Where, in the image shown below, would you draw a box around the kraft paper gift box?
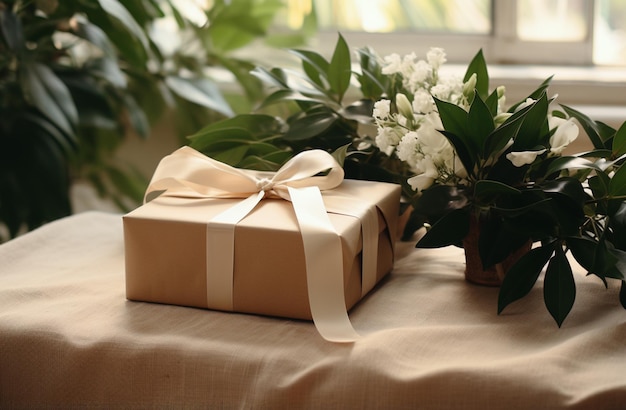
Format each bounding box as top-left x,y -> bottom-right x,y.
123,147 -> 401,341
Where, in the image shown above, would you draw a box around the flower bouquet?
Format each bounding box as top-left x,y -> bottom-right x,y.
188,35 -> 626,327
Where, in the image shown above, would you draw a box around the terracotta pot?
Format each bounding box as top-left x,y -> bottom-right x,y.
462,214 -> 531,287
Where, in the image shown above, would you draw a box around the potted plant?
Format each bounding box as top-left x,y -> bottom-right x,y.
188,35 -> 626,327
0,0 -> 310,242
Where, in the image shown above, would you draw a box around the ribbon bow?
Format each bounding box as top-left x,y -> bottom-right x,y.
145,147 -> 378,342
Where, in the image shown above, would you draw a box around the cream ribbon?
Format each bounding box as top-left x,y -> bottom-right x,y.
145,147 -> 380,342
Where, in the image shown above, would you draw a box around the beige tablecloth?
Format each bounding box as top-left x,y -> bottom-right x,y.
1,211 -> 625,409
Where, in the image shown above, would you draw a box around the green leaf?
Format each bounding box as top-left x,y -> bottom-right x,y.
188,114 -> 283,150
434,97 -> 469,139
482,113 -> 524,159
464,49 -> 489,99
609,162 -> 626,197
567,236 -> 598,274
512,93 -> 549,150
440,130 -> 476,180
20,63 -> 78,138
416,208 -> 470,248
561,104 -> 608,149
75,19 -> 117,59
260,89 -> 330,108
474,180 -> 520,199
98,0 -> 149,50
498,241 -> 557,314
288,48 -> 330,90
331,144 -> 350,167
545,156 -> 603,176
543,247 -> 576,327
285,111 -> 338,141
165,76 -> 234,117
612,122 -> 626,158
620,281 -> 626,309
250,67 -> 289,89
327,34 -> 352,102
0,7 -> 23,51
468,92 -> 495,155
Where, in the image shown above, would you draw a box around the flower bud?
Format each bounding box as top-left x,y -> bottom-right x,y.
395,93 -> 414,120
494,112 -> 512,126
496,86 -> 506,99
463,73 -> 477,97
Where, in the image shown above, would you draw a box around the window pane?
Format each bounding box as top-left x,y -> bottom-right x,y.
594,0 -> 626,65
286,0 -> 490,34
517,0 -> 588,41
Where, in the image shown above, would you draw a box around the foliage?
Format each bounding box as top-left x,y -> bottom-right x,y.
188,33 -> 412,194
190,35 -> 626,327
0,0 -> 309,242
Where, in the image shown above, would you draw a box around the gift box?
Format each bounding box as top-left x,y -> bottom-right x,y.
123,147 -> 401,342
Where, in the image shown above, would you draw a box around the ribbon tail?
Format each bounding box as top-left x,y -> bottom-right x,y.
288,186 -> 360,343
206,191 -> 265,311
324,197 -> 380,297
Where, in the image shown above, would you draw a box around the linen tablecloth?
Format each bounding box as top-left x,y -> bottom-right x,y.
1,211 -> 625,409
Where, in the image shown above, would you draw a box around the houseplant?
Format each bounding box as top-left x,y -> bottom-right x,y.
188,35 -> 626,326
0,0 -> 310,242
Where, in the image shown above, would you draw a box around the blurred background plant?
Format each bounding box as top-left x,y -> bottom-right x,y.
0,0 -> 313,242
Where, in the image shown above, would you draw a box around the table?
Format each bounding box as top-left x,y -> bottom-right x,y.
1,211 -> 625,409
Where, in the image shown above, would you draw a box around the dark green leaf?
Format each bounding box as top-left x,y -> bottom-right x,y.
567,236 -> 604,286
440,130 -> 476,180
75,19 -> 117,59
416,208 -> 470,248
612,122 -> 626,158
609,162 -> 626,197
464,49 -> 489,99
434,97 -> 469,139
543,247 -> 576,327
19,63 -> 78,138
498,241 -> 557,314
474,180 -> 520,199
327,34 -> 352,102
285,111 -> 338,141
561,104 -> 608,149
512,93 -> 549,150
468,92 -> 495,155
545,156 -> 603,176
98,0 -> 149,49
482,113 -> 523,159
0,7 -> 23,50
620,281 -> 626,309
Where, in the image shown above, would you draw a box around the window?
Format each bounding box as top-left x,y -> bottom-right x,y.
283,0 -> 626,66
280,0 -> 626,120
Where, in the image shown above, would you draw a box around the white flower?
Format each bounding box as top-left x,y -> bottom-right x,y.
407,157 -> 439,192
396,131 -> 420,165
375,126 -> 405,152
506,149 -> 547,167
373,99 -> 391,120
408,174 -> 436,192
381,53 -> 403,74
427,47 -> 446,69
407,60 -> 432,88
548,116 -> 578,155
412,89 -> 434,114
